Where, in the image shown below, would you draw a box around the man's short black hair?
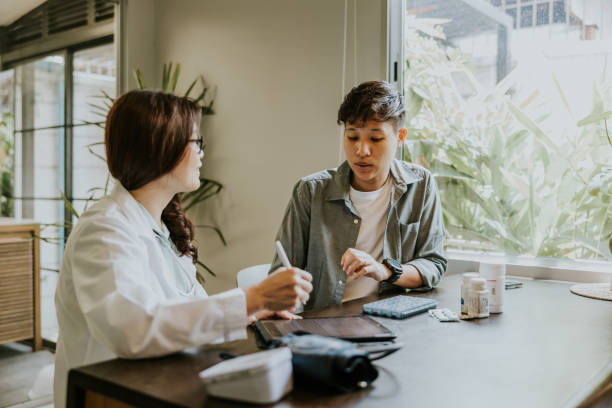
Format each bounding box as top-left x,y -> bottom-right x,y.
337,80 -> 405,130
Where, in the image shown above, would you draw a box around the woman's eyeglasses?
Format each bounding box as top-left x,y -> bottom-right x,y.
189,138 -> 205,154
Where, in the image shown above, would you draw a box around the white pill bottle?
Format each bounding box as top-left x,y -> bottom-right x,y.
479,263 -> 505,314
468,278 -> 489,318
461,272 -> 479,315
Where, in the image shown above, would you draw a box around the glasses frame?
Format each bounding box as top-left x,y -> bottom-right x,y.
189,138 -> 205,153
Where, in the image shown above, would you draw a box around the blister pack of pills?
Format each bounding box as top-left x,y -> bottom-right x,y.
428,308 -> 460,322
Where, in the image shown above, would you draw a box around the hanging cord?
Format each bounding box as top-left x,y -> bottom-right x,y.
338,0 -> 349,164
353,0 -> 358,85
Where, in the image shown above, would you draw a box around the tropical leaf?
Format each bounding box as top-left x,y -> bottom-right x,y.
169,63 -> 181,92
134,69 -> 146,89
430,162 -> 474,181
162,62 -> 171,91
194,79 -> 209,104
59,190 -> 80,219
508,102 -> 558,153
196,260 -> 217,277
577,111 -> 612,127
552,73 -> 572,116
196,224 -> 227,246
184,77 -> 198,98
405,88 -> 423,123
182,178 -> 223,212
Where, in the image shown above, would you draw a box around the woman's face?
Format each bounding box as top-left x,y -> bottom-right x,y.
168,123 -> 203,193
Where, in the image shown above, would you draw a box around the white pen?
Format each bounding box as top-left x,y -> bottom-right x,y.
275,240 -> 292,268
275,240 -> 302,308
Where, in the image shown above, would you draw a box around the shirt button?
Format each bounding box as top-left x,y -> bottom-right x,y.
354,219 -> 359,224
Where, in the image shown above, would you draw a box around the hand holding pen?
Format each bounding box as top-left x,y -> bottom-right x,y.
244,241 -> 313,314
275,240 -> 292,270
275,241 -> 310,309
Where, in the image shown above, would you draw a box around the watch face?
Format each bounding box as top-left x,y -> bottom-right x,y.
385,258 -> 402,271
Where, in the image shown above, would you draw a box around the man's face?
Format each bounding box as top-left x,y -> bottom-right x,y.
343,120 -> 406,192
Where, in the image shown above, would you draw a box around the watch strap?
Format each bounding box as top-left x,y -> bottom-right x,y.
382,258 -> 402,284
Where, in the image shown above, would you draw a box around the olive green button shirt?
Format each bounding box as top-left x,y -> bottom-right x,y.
270,159 -> 447,310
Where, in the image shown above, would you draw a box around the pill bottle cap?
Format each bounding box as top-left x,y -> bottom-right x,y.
479,263 -> 506,278
462,272 -> 480,284
471,278 -> 487,290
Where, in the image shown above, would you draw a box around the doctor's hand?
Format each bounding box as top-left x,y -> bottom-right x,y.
341,248 -> 390,282
244,267 -> 312,315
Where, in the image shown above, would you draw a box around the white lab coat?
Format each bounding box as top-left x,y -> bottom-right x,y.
53,183 -> 247,408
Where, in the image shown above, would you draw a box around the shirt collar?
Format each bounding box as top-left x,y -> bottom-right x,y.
326,159 -> 423,202
135,200 -> 171,239
109,182 -> 170,239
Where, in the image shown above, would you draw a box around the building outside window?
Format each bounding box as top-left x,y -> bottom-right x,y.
492,0 -> 568,28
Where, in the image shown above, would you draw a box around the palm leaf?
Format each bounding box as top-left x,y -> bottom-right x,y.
59,190 -> 80,219
194,78 -> 208,104
134,69 -> 146,89
577,111 -> 612,127
164,62 -> 174,91
183,178 -> 223,211
508,102 -> 558,152
196,260 -> 217,277
169,63 -> 181,92
184,77 -> 198,98
552,73 -> 572,116
196,224 -> 227,246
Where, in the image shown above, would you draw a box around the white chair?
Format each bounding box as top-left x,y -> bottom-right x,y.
236,264 -> 270,288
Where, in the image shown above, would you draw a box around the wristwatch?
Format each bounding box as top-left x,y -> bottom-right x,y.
382,258 -> 403,284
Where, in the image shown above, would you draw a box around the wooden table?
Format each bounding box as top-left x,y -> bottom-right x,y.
67,274 -> 612,408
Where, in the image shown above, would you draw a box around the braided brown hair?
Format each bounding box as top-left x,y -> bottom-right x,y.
105,89 -> 201,262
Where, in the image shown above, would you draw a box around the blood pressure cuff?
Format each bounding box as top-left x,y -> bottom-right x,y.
273,333 -> 378,393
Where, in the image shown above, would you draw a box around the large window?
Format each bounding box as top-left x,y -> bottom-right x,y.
402,0 -> 612,264
0,42 -> 115,342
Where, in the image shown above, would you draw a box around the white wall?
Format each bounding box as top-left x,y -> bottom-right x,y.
117,0 -> 157,92
122,0 -> 387,293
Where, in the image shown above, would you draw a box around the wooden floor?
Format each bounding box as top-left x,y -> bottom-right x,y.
0,343 -> 54,408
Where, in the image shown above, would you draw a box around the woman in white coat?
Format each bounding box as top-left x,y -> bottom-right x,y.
53,90 -> 313,407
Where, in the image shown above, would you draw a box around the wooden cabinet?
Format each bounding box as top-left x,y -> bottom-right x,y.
0,219 -> 41,351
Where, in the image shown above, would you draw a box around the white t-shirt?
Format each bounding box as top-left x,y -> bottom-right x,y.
342,177 -> 392,302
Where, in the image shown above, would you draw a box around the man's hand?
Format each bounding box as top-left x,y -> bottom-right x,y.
341,248 -> 391,282
247,310 -> 302,325
244,267 -> 313,315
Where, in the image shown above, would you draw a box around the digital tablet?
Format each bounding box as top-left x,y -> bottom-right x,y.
253,315 -> 396,344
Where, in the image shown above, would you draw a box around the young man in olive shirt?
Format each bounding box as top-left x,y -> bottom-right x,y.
271,81 -> 446,310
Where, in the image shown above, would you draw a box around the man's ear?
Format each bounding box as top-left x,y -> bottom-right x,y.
397,128 -> 407,146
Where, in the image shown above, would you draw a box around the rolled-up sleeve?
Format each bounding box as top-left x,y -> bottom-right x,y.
406,173 -> 447,290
